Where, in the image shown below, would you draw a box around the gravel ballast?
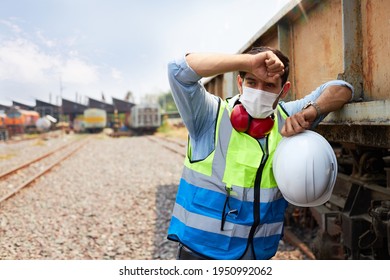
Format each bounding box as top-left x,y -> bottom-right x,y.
0,134 -> 306,260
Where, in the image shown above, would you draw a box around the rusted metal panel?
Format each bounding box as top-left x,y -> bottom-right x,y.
340,0 -> 363,101
237,0 -> 299,54
262,36 -> 278,49
361,0 -> 390,100
292,0 -> 344,99
278,21 -> 294,102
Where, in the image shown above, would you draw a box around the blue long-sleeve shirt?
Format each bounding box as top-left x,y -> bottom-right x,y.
168,55 -> 354,161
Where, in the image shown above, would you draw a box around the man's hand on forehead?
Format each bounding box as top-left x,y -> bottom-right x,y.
265,52 -> 285,77
249,51 -> 284,83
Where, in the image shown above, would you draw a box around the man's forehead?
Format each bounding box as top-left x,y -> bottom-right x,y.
244,73 -> 281,85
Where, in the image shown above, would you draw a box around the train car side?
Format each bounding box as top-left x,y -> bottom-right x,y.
0,112 -> 8,140
5,107 -> 40,135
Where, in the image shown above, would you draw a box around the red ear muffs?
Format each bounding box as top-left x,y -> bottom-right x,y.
230,104 -> 274,138
247,117 -> 275,139
230,104 -> 250,132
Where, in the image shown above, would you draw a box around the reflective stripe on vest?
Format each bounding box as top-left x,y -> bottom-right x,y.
168,98 -> 289,260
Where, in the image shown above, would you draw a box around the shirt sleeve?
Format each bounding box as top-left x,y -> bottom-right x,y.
167,55 -> 219,160
279,80 -> 354,128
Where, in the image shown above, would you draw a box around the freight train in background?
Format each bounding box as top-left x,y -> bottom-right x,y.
125,103 -> 161,135
72,103 -> 161,135
0,107 -> 58,138
204,0 -> 390,259
82,108 -> 107,133
0,99 -> 162,139
0,111 -> 8,140
4,106 -> 40,136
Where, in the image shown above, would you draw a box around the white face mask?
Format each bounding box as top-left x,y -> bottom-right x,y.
239,86 -> 278,119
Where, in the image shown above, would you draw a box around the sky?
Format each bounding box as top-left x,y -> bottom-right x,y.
0,0 -> 292,107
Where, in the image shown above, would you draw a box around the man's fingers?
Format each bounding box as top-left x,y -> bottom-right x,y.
265,58 -> 284,79
281,115 -> 310,137
266,59 -> 283,70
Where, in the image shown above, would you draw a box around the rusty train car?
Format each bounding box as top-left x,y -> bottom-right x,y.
0,111 -> 8,140
5,106 -> 40,135
204,0 -> 390,259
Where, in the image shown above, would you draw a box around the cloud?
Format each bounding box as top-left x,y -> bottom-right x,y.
0,16 -> 126,105
0,38 -> 56,83
0,0 -> 292,106
60,57 -> 99,85
35,30 -> 57,48
0,35 -> 99,88
110,68 -> 123,81
0,19 -> 22,34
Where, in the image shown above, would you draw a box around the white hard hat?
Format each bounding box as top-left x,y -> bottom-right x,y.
273,130 -> 337,207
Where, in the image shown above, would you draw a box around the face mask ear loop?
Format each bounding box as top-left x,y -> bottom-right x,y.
272,84 -> 286,110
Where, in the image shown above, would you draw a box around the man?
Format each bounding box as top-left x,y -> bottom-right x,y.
167,47 -> 353,260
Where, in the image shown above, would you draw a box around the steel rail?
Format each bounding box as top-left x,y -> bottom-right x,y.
0,137 -> 90,204
283,228 -> 316,260
146,135 -> 186,157
0,138 -> 82,179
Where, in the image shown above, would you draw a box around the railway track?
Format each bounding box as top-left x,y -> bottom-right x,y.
146,135 -> 186,157
147,134 -> 317,259
0,135 -> 90,204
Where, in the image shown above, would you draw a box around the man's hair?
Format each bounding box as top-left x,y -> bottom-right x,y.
239,46 -> 290,86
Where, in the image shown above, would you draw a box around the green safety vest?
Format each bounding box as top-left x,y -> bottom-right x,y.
168,98 -> 289,260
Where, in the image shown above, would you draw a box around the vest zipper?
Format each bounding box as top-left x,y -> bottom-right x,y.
245,135 -> 269,258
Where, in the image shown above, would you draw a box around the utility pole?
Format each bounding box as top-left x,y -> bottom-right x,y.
59,76 -> 64,122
